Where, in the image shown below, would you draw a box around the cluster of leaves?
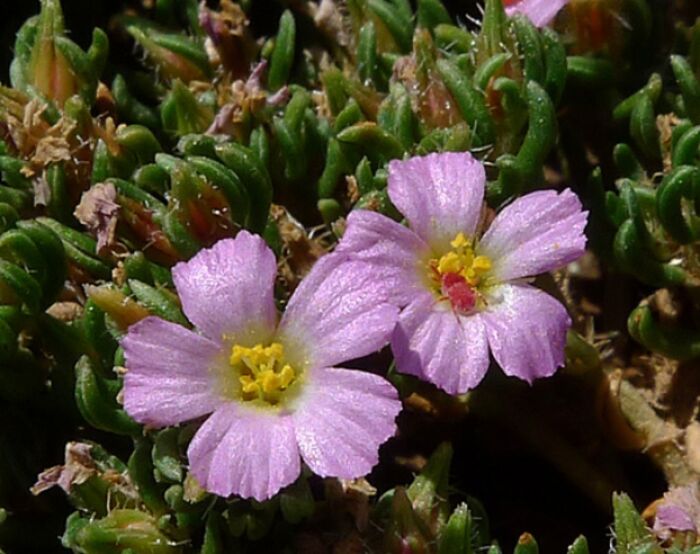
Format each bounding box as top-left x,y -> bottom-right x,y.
0,0 -> 700,552
50,440 -> 688,554
585,41 -> 700,362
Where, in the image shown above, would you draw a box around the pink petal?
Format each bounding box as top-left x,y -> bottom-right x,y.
172,232 -> 277,343
278,254 -> 399,368
655,505 -> 696,535
653,485 -> 700,539
505,0 -> 568,27
122,317 -> 225,427
187,403 -> 300,501
481,284 -> 569,383
293,367 -> 400,478
478,189 -> 587,282
391,293 -> 490,394
336,209 -> 429,305
388,152 -> 485,251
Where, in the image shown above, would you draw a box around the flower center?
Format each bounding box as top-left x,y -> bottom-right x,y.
229,342 -> 297,404
428,232 -> 492,314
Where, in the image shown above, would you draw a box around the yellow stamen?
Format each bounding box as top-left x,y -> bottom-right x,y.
260,370 -> 281,393
229,342 -> 297,404
437,251 -> 462,275
450,232 -> 471,249
431,232 -> 492,288
279,365 -> 295,388
472,256 -> 492,271
240,375 -> 261,395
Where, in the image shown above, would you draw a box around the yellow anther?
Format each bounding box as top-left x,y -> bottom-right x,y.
249,344 -> 265,364
437,252 -> 461,274
267,343 -> 284,360
473,256 -> 492,270
230,342 -> 297,404
260,370 -> 281,393
240,375 -> 260,395
229,345 -> 246,365
279,365 -> 295,388
450,232 -> 470,249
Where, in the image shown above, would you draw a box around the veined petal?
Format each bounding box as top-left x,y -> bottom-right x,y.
293,367 -> 400,478
505,0 -> 568,27
122,317 -> 225,427
172,232 -> 277,344
388,152 -> 485,251
481,284 -> 569,383
187,403 -> 300,501
278,254 -> 399,369
478,189 -> 587,282
391,293 -> 490,394
336,209 -> 429,305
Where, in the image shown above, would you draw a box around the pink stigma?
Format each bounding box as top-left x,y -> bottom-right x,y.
441,272 -> 477,314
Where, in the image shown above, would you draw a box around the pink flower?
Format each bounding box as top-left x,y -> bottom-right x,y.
336,152 -> 587,394
654,485 -> 700,540
505,0 -> 569,27
122,232 -> 401,501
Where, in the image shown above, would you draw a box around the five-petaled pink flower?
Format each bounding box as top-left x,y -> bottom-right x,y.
122,231 -> 402,501
336,152 -> 587,394
505,0 -> 569,27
